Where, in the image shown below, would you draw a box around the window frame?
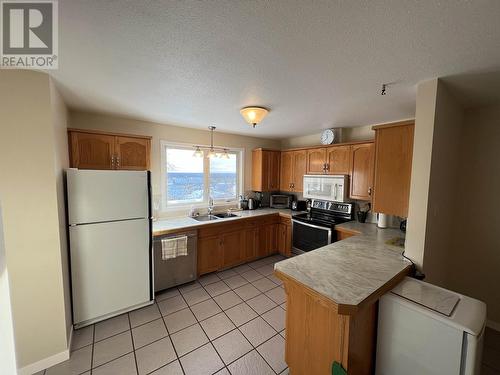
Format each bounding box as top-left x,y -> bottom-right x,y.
160,140 -> 244,211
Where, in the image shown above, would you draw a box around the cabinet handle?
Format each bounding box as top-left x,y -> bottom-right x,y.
116,155 -> 120,168
368,187 -> 372,196
111,155 -> 115,169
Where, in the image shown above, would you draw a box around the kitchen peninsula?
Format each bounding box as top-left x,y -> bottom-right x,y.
275,222 -> 412,375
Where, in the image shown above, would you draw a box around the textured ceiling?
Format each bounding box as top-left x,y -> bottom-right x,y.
52,1 -> 500,138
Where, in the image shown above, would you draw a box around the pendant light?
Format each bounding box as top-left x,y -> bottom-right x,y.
192,126 -> 229,158
240,106 -> 269,128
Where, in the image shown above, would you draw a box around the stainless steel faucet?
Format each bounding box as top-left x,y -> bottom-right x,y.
208,196 -> 214,216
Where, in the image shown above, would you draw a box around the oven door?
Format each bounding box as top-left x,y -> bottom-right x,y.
292,219 -> 332,254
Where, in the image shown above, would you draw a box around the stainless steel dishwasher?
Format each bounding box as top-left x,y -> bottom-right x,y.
153,230 -> 197,292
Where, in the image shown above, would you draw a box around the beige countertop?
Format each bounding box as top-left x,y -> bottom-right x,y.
274,221 -> 412,313
153,208 -> 301,236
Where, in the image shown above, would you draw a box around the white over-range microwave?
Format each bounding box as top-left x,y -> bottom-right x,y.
303,175 -> 349,202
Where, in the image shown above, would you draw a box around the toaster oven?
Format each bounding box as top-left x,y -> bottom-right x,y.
270,194 -> 292,209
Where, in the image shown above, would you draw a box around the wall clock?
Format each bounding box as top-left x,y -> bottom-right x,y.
320,129 -> 336,145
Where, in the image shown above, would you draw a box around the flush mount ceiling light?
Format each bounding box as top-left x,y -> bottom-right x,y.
240,106 -> 269,128
192,126 -> 230,159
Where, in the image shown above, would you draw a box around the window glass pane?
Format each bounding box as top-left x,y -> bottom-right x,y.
166,148 -> 204,204
210,154 -> 237,200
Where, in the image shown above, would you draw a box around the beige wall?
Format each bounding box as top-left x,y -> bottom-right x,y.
405,79 -> 439,267
0,71 -> 69,371
0,204 -> 17,374
69,111 -> 281,215
447,104 -> 500,325
421,81 -> 464,286
405,79 -> 500,325
50,80 -> 72,342
280,124 -> 375,149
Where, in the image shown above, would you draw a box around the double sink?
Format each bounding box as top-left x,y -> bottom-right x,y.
192,212 -> 239,222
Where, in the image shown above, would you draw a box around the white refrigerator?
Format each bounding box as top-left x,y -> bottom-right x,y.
67,169 -> 153,328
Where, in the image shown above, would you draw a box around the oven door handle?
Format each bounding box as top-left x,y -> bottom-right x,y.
292,219 -> 332,232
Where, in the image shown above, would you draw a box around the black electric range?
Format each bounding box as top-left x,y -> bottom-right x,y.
291,200 -> 353,253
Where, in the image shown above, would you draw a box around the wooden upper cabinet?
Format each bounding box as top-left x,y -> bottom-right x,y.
115,136 -> 150,170
69,132 -> 115,170
326,145 -> 351,175
268,151 -> 281,191
349,142 -> 374,200
68,129 -> 151,170
372,121 -> 415,217
279,150 -> 307,192
280,151 -> 294,191
292,150 -> 307,192
252,149 -> 281,192
306,148 -> 327,174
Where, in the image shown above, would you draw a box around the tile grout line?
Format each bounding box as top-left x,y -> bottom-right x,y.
155,301 -> 188,375
127,312 -> 140,375
176,281 -> 228,375
154,255 -> 287,373
89,324 -> 95,374
197,265 -> 283,375
43,256 -> 286,374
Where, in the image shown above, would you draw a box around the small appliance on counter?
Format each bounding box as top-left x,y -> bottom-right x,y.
291,200 -> 308,211
239,195 -> 249,210
377,213 -> 389,228
400,219 -> 407,232
248,197 -> 261,210
270,194 -> 293,209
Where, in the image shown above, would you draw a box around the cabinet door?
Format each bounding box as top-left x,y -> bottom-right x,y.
278,222 -> 292,257
257,225 -> 268,258
306,148 -> 327,174
116,136 -> 150,170
280,151 -> 294,191
243,228 -> 258,262
267,223 -> 279,256
350,143 -> 375,200
197,236 -> 221,276
292,150 -> 307,192
326,145 -> 351,175
252,149 -> 264,192
221,231 -> 245,269
373,124 -> 414,217
268,151 -> 281,191
70,132 -> 115,169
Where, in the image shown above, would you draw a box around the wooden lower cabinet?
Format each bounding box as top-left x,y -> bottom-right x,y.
197,215 -> 281,276
278,218 -> 292,257
276,271 -> 378,375
243,228 -> 258,262
257,223 -> 279,258
221,231 -> 245,269
197,236 -> 221,275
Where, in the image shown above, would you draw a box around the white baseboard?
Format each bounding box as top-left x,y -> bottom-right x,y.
17,326 -> 73,375
487,319 -> 500,332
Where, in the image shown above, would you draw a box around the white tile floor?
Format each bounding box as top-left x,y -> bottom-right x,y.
42,254 -> 288,375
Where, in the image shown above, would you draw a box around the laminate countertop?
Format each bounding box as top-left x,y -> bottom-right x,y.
153,208 -> 301,236
274,221 -> 412,314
